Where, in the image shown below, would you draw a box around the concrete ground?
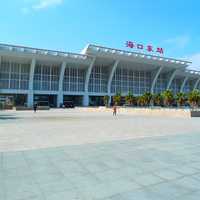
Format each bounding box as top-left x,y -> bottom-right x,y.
0,108 -> 200,200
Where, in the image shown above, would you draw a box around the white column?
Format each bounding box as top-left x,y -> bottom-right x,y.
180,76 -> 188,93
193,78 -> 200,90
57,61 -> 66,107
27,58 -> 36,107
83,57 -> 96,106
166,69 -> 178,90
107,60 -> 119,105
150,66 -> 163,94
8,61 -> 11,89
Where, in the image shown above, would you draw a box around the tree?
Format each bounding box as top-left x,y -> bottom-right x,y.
153,93 -> 163,106
176,92 -> 187,107
161,90 -> 174,107
113,92 -> 121,106
143,92 -> 152,106
188,90 -> 200,108
125,91 -> 134,105
137,95 -> 145,106
103,95 -> 110,107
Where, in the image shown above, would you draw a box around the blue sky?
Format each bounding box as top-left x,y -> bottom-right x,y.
0,0 -> 200,69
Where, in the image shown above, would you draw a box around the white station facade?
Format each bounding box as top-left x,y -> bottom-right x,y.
0,43 -> 200,107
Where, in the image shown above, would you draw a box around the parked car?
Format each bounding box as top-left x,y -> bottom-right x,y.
64,101 -> 75,108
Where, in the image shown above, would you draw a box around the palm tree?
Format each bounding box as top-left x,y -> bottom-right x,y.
176,92 -> 187,107
125,91 -> 134,105
137,95 -> 145,107
103,95 -> 109,107
113,92 -> 121,106
153,93 -> 163,106
188,90 -> 200,108
161,90 -> 174,107
143,92 -> 152,106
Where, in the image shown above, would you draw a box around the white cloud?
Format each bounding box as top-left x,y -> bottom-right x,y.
164,35 -> 190,49
21,0 -> 63,13
32,0 -> 63,10
186,53 -> 200,71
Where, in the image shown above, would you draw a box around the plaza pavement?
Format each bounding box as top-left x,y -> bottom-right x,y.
0,108 -> 200,200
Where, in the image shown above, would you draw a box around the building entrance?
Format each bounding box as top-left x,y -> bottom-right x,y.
89,96 -> 104,106
34,95 -> 57,107
0,94 -> 27,106
63,95 -> 83,107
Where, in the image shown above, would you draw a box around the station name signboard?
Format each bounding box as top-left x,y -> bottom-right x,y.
125,41 -> 164,55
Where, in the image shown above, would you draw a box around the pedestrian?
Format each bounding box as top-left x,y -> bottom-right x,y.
113,104 -> 117,116
33,103 -> 37,113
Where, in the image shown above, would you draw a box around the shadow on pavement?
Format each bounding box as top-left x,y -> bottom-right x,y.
0,114 -> 19,120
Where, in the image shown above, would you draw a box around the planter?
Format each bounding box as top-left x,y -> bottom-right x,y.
16,106 -> 50,111
37,106 -> 50,110
190,110 -> 200,117
4,105 -> 13,110
16,106 -> 32,111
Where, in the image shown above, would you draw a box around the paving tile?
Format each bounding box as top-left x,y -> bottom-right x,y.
33,171 -> 64,185
44,189 -> 83,200
131,173 -> 165,186
3,166 -> 32,178
148,181 -> 194,199
5,177 -> 43,200
119,188 -> 172,200
68,172 -> 101,187
54,160 -> 87,174
153,168 -> 184,180
173,191 -> 200,200
94,169 -> 129,182
172,176 -> 200,191
2,118 -> 200,200
173,165 -> 200,175
39,178 -> 74,195
78,179 -> 140,199
84,161 -> 111,173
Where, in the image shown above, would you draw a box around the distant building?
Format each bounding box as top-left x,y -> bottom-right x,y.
0,43 -> 199,107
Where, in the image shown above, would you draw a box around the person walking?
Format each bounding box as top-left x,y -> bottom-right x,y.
113,104 -> 117,116
33,103 -> 37,113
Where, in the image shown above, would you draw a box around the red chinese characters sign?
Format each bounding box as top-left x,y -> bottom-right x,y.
125,41 -> 164,55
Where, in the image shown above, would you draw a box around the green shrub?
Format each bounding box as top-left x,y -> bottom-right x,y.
113,92 -> 121,106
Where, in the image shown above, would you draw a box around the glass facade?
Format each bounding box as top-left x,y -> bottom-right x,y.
154,74 -> 167,94
33,64 -> 59,91
88,66 -> 108,93
170,78 -> 182,94
63,67 -> 85,92
0,52 -> 199,108
0,60 -> 30,90
183,80 -> 195,93
111,68 -> 151,95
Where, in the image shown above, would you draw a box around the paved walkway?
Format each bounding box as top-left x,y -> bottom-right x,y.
0,109 -> 200,200
0,109 -> 200,152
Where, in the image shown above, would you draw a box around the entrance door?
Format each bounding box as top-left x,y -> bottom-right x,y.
89,96 -> 104,106
63,95 -> 83,106
34,95 -> 57,107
